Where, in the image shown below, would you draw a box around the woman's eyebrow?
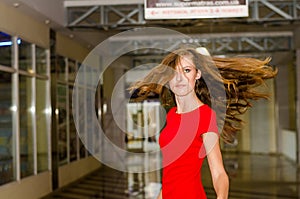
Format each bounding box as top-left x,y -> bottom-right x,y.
182,65 -> 195,68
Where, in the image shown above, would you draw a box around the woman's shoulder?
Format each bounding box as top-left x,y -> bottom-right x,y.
199,104 -> 210,111
167,107 -> 177,114
199,104 -> 216,115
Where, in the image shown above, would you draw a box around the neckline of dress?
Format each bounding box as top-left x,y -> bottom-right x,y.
175,104 -> 206,115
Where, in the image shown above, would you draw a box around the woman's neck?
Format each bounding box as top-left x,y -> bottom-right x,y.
175,92 -> 203,113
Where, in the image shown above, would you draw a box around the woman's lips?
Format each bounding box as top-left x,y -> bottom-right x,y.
175,84 -> 186,88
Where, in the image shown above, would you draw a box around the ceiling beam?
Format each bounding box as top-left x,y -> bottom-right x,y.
107,31 -> 293,56
108,31 -> 293,41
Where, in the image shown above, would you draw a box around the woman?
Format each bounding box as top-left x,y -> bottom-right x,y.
129,47 -> 277,199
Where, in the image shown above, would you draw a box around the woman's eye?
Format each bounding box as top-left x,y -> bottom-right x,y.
184,68 -> 191,73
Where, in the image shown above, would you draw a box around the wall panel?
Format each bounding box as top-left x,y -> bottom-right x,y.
0,1 -> 49,48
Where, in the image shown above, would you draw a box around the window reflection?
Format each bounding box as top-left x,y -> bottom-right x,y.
57,56 -> 66,82
68,59 -> 76,82
77,87 -> 87,159
69,85 -> 77,162
19,75 -> 34,178
36,46 -> 47,75
0,32 -> 12,67
0,71 -> 13,185
0,34 -> 51,185
19,40 -> 32,72
86,89 -> 93,152
36,79 -> 48,172
57,84 -> 67,165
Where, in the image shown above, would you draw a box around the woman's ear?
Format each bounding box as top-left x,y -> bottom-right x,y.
196,69 -> 201,80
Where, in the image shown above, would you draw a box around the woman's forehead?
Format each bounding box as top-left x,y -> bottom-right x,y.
176,56 -> 195,68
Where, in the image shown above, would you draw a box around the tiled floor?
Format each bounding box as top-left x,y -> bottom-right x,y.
42,153 -> 300,199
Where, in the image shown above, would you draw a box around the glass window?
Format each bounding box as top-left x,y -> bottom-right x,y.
0,71 -> 14,185
77,87 -> 87,159
57,84 -> 67,165
85,66 -> 93,87
86,89 -> 93,150
77,63 -> 85,86
0,32 -> 12,67
0,36 -> 51,184
19,40 -> 32,72
36,79 -> 49,172
95,84 -> 102,119
69,85 -> 77,162
57,56 -> 66,82
36,46 -> 47,75
79,140 -> 86,159
86,89 -> 99,154
68,59 -> 76,83
19,75 -> 34,178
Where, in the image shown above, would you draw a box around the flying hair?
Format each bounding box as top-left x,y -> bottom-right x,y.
129,47 -> 278,143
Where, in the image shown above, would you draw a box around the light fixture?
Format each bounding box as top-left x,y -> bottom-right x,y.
44,107 -> 52,115
45,19 -> 50,25
13,2 -> 20,8
0,38 -> 21,47
10,105 -> 17,112
27,69 -> 34,74
29,106 -> 36,113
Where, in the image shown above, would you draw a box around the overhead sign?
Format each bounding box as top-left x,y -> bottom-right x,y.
144,0 -> 248,19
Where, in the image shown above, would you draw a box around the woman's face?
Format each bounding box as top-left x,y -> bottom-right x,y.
168,56 -> 201,97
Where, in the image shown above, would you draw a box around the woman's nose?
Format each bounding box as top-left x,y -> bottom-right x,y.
175,71 -> 183,81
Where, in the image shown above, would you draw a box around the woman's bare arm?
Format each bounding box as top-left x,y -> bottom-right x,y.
203,133 -> 229,199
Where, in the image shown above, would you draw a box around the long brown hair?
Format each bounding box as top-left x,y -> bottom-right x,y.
129,48 -> 277,143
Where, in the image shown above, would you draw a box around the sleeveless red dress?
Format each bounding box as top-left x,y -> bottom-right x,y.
159,105 -> 218,199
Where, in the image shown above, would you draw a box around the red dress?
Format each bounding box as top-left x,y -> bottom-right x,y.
159,105 -> 219,199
